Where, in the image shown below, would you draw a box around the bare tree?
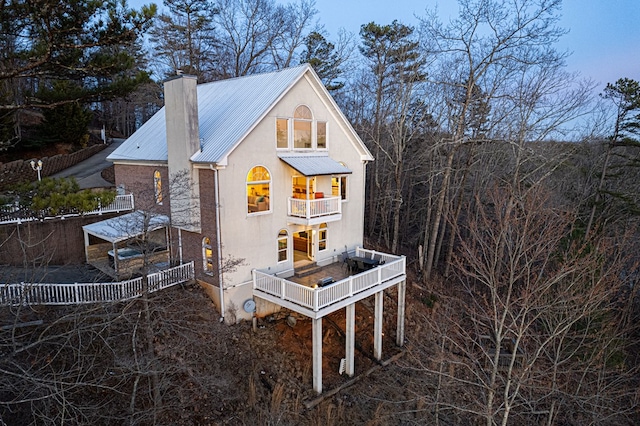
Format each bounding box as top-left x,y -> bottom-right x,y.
417,0 -> 570,280
398,184 -> 638,425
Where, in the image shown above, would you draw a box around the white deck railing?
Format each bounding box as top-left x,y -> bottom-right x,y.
1,261 -> 194,306
288,196 -> 341,219
0,194 -> 134,225
253,248 -> 405,313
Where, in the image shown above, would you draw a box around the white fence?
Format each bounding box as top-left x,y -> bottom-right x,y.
1,261 -> 194,306
254,248 -> 405,312
0,194 -> 134,225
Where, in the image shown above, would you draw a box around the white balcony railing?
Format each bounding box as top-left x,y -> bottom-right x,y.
0,194 -> 134,225
288,196 -> 341,220
1,261 -> 193,306
253,248 -> 406,316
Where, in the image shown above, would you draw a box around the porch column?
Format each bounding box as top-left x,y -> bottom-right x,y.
312,317 -> 323,394
345,303 -> 355,376
373,291 -> 384,361
83,231 -> 90,263
396,280 -> 406,346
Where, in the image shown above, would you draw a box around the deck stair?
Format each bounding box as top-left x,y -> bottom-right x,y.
294,262 -> 322,278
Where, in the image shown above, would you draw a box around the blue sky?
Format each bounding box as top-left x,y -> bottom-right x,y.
310,0 -> 640,89
130,0 -> 640,90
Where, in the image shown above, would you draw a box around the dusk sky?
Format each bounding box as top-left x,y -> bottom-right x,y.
130,0 -> 640,90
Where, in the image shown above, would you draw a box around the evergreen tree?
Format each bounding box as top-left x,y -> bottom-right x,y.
0,0 -> 156,150
300,31 -> 346,91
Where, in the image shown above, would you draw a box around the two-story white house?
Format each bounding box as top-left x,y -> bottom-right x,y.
106,64 -> 407,393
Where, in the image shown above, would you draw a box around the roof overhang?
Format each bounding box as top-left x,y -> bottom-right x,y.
82,211 -> 170,244
278,155 -> 352,176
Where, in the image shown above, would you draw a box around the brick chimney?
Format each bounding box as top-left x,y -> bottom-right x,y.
164,74 -> 201,232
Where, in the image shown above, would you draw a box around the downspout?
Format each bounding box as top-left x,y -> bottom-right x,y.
212,165 -> 225,322
177,228 -> 183,264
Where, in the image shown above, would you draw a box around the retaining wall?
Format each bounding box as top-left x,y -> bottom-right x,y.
0,144 -> 107,190
0,213 -> 122,266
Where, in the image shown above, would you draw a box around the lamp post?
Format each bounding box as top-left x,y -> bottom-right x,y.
30,159 -> 43,181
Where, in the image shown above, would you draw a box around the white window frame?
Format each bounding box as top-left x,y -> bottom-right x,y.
277,229 -> 289,263
276,105 -> 328,150
202,237 -> 214,275
153,170 -> 163,204
318,223 -> 327,252
247,165 -> 271,215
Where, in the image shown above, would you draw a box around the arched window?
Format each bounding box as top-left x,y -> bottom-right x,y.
277,229 -> 288,262
153,170 -> 163,204
247,166 -> 271,214
318,223 -> 327,251
203,237 -> 213,274
276,105 -> 327,150
294,105 -> 312,149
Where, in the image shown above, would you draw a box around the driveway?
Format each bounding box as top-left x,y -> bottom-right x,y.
51,138 -> 125,189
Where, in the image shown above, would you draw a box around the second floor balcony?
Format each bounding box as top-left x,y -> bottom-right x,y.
287,196 -> 342,225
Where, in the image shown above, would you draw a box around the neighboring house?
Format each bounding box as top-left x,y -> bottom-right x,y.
107,65 -> 407,393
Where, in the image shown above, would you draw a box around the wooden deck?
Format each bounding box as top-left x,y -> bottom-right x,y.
253,248 -> 406,319
289,262 -> 351,288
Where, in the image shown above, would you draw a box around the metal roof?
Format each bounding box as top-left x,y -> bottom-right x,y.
108,65 -> 310,164
278,155 -> 352,176
82,211 -> 169,243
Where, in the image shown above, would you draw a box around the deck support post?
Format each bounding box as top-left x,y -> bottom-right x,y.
396,279 -> 406,346
345,303 -> 355,376
374,291 -> 383,361
312,317 -> 323,394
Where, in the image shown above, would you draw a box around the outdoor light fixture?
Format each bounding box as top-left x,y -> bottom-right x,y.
30,159 -> 43,181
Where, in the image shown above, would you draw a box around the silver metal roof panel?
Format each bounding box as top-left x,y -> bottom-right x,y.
278,155 -> 352,176
108,65 -> 309,164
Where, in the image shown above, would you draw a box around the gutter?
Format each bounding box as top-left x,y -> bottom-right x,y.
212,165 -> 225,322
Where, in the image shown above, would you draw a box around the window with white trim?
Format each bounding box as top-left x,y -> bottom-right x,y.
154,170 -> 163,204
203,237 -> 214,274
276,105 -> 327,150
278,229 -> 288,262
332,167 -> 348,201
247,166 -> 271,214
318,223 -> 327,251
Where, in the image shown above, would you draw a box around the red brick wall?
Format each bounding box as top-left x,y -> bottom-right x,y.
115,164 -> 220,285
0,213 -> 122,266
114,163 -> 170,216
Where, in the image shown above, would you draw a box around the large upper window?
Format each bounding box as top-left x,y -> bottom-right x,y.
276,105 -> 327,150
294,105 -> 312,148
247,166 -> 271,214
277,229 -> 288,262
154,170 -> 163,204
276,118 -> 288,148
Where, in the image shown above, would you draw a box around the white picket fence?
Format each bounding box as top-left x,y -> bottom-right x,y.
0,261 -> 194,306
0,194 -> 134,225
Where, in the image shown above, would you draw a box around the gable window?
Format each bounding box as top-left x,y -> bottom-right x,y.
276,118 -> 288,148
317,121 -> 327,149
294,105 -> 312,148
276,105 -> 328,150
154,170 -> 163,204
277,229 -> 288,262
247,166 -> 271,214
318,223 -> 327,251
203,237 -> 214,274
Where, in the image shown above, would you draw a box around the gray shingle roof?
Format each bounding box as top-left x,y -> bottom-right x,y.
107,65 -> 310,164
